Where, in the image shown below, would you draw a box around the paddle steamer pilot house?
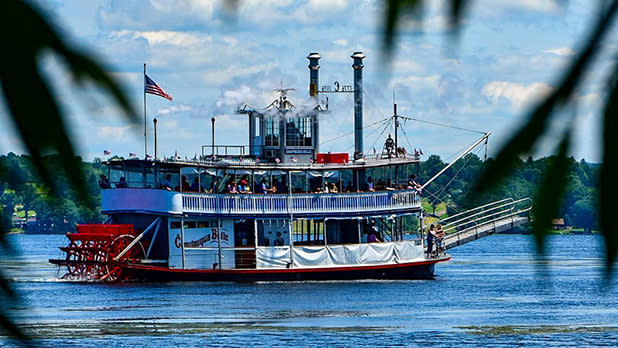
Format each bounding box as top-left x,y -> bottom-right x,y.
95,52 -> 446,280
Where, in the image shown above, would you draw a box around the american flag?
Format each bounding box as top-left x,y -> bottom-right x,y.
291,156 -> 298,162
145,74 -> 173,101
103,150 -> 111,155
146,154 -> 152,159
129,153 -> 136,158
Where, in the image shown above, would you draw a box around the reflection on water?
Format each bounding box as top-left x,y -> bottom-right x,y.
1,234 -> 617,347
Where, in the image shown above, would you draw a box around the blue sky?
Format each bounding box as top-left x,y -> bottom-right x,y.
0,0 -> 610,162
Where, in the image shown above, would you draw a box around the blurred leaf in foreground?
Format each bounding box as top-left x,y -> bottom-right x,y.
0,0 -> 138,343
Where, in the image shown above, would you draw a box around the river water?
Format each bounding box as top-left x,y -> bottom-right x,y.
1,233 -> 617,347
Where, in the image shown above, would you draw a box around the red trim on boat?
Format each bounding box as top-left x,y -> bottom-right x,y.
124,256 -> 451,274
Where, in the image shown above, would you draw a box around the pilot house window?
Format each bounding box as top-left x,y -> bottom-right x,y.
265,116 -> 279,146
286,116 -> 312,146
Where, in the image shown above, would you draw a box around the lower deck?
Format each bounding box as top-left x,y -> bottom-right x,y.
133,214 -> 426,271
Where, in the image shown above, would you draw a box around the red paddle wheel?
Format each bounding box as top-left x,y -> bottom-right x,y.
51,224 -> 146,281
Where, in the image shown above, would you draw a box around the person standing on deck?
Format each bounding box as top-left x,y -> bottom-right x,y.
426,224 -> 436,257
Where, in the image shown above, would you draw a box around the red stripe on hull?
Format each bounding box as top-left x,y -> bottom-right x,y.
122,257 -> 451,281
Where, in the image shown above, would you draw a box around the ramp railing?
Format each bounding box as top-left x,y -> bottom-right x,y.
427,197 -> 532,249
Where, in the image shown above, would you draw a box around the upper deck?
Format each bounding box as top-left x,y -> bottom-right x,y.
101,188 -> 421,218
101,157 -> 422,218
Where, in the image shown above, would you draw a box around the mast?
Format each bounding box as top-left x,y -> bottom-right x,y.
394,102 -> 398,157
143,63 -> 147,159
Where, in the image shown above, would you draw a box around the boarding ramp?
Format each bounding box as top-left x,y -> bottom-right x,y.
436,198 -> 532,250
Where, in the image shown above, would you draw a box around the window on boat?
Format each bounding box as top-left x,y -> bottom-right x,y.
290,171 -> 307,193
270,170 -> 287,193
307,171 -> 322,192
356,215 -> 419,243
364,164 -> 412,191
183,221 -> 197,229
264,115 -> 279,146
159,168 -> 180,191
181,167 -> 205,193
326,219 -> 360,244
257,219 -> 289,247
253,170 -> 268,193
340,169 -> 354,192
108,163 -> 125,188
285,115 -> 312,147
197,220 -> 215,228
143,164 -> 157,188
401,214 -> 421,241
199,169 -> 216,193
324,170 -> 340,192
291,219 -> 324,246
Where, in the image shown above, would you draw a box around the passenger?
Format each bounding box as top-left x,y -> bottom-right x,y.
426,224 -> 436,257
315,187 -> 323,194
367,219 -> 382,242
190,177 -> 201,192
435,224 -> 445,253
409,174 -> 422,194
98,174 -> 111,189
258,178 -> 272,194
367,176 -> 375,192
116,176 -> 128,188
227,181 -> 238,194
345,181 -> 356,193
330,182 -> 338,193
323,181 -> 330,193
181,176 -> 191,192
238,179 -> 251,193
210,179 -> 219,193
162,174 -> 172,190
274,178 -> 285,193
367,230 -> 382,243
274,232 -> 285,246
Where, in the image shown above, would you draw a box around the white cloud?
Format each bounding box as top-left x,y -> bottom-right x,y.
111,30 -> 210,46
389,75 -> 441,91
476,0 -> 562,16
482,81 -> 552,111
98,125 -> 134,141
98,0 -> 216,30
205,61 -> 280,85
156,104 -> 203,116
544,47 -> 575,56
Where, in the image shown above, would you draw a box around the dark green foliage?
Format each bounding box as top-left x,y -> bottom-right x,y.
0,154 -> 106,234
415,152 -> 599,234
530,134 -> 571,253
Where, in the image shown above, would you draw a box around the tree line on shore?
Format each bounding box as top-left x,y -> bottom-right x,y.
0,152 -> 599,234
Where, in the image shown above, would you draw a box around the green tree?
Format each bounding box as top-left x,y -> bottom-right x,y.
570,199 -> 598,233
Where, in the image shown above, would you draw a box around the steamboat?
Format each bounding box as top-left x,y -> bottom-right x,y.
49,52 -> 482,282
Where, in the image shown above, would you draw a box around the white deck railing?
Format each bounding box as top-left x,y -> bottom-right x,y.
182,190 -> 420,215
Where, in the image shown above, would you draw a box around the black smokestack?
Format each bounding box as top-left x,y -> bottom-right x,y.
351,52 -> 365,160
307,52 -> 320,97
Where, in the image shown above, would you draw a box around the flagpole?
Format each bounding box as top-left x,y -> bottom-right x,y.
143,63 -> 147,160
